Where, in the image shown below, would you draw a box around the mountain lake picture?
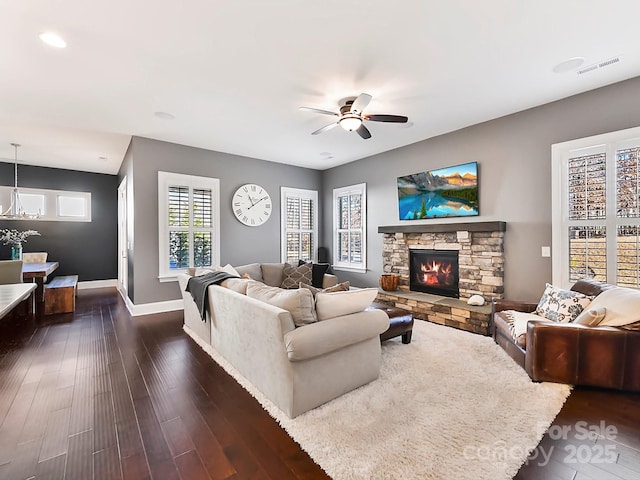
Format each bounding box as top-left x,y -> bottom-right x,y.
397,162 -> 479,220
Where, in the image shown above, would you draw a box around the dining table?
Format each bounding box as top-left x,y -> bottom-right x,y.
0,283 -> 36,321
22,261 -> 59,315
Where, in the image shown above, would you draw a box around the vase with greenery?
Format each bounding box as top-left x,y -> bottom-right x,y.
0,229 -> 40,260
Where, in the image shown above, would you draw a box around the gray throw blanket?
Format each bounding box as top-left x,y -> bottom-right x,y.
185,272 -> 240,320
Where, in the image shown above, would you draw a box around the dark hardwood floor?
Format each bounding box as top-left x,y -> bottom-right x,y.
0,288 -> 638,479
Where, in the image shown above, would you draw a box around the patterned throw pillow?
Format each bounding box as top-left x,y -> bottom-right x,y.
535,283 -> 593,322
298,260 -> 331,288
281,262 -> 312,289
299,281 -> 350,297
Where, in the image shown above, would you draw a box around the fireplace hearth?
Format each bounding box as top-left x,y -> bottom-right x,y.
410,249 -> 459,298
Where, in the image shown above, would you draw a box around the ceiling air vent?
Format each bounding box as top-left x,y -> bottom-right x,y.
577,56 -> 622,75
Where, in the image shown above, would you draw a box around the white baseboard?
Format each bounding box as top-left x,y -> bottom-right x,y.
117,286 -> 184,316
78,279 -> 118,290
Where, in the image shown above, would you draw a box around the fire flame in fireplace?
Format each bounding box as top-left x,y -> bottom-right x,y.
419,261 -> 454,286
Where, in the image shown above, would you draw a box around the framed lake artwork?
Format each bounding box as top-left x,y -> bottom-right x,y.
397,161 -> 479,220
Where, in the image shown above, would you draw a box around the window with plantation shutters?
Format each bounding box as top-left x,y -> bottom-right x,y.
552,126 -> 640,289
281,187 -> 318,263
333,183 -> 367,271
158,172 -> 219,281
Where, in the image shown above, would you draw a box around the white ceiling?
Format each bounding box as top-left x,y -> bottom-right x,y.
1,0 -> 640,175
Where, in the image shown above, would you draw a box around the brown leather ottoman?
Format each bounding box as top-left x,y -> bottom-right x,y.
368,302 -> 414,344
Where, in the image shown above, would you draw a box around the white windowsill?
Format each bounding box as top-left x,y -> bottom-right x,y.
332,265 -> 368,274
158,274 -> 179,283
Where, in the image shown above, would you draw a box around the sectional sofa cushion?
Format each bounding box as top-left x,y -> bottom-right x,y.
247,282 -> 317,326
260,263 -> 285,287
221,277 -> 256,295
315,288 -> 378,321
234,263 -> 263,282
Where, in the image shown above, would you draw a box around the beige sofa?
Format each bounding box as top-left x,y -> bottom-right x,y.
178,264 -> 389,418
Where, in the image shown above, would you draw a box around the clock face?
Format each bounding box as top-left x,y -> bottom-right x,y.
232,184 -> 272,226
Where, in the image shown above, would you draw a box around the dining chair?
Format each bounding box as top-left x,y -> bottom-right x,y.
22,252 -> 48,263
0,260 -> 24,285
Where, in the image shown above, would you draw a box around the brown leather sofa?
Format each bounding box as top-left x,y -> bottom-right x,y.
492,278 -> 640,392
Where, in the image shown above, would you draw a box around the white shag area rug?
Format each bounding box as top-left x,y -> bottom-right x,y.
184,320 -> 571,480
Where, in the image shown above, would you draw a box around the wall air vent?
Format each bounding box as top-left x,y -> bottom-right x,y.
577,56 -> 622,75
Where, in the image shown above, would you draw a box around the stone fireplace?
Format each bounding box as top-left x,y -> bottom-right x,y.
409,249 -> 459,298
377,221 -> 506,335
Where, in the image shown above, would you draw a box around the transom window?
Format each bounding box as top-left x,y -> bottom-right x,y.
158,172 -> 220,281
552,126 -> 640,289
0,186 -> 91,222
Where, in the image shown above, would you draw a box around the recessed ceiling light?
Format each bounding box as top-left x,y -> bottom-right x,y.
154,111 -> 175,120
39,32 -> 67,49
98,156 -> 108,162
319,152 -> 332,157
552,57 -> 585,74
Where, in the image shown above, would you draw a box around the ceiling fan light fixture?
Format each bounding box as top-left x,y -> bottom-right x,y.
39,32 -> 67,49
339,115 -> 362,132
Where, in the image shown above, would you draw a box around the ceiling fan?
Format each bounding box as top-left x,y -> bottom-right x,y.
299,93 -> 408,139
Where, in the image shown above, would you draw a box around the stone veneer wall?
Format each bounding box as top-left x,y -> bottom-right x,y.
377,226 -> 506,335
382,230 -> 505,301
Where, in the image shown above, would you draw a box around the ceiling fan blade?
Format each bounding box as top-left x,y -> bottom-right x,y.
299,106 -> 339,116
356,124 -> 372,139
365,114 -> 409,123
350,93 -> 372,113
311,122 -> 339,135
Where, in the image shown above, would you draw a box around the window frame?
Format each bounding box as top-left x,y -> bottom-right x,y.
0,185 -> 91,222
280,187 -> 318,263
158,171 -> 220,282
552,125 -> 640,288
332,182 -> 367,272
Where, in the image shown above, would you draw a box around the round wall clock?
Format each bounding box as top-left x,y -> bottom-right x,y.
232,183 -> 272,226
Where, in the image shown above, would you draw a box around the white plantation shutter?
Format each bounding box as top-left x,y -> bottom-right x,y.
281,187 -> 318,263
333,183 -> 366,270
616,146 -> 640,287
159,172 -> 219,281
552,127 -> 640,288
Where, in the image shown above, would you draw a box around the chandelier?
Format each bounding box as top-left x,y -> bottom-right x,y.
0,143 -> 40,219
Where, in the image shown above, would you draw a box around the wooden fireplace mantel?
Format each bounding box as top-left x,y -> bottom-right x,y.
377,221 -> 506,234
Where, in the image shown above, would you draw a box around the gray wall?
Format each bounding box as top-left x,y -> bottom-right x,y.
0,163 -> 118,281
120,137 -> 321,304
321,76 -> 640,301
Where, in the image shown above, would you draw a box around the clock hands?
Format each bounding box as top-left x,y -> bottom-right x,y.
247,196 -> 269,210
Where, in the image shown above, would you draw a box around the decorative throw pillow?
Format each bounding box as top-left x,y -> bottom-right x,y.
315,288 -> 378,321
298,260 -> 331,288
234,263 -> 263,282
246,282 -> 317,327
281,262 -> 312,289
572,307 -> 607,326
587,287 -> 640,327
535,283 -> 593,322
299,281 -> 350,297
